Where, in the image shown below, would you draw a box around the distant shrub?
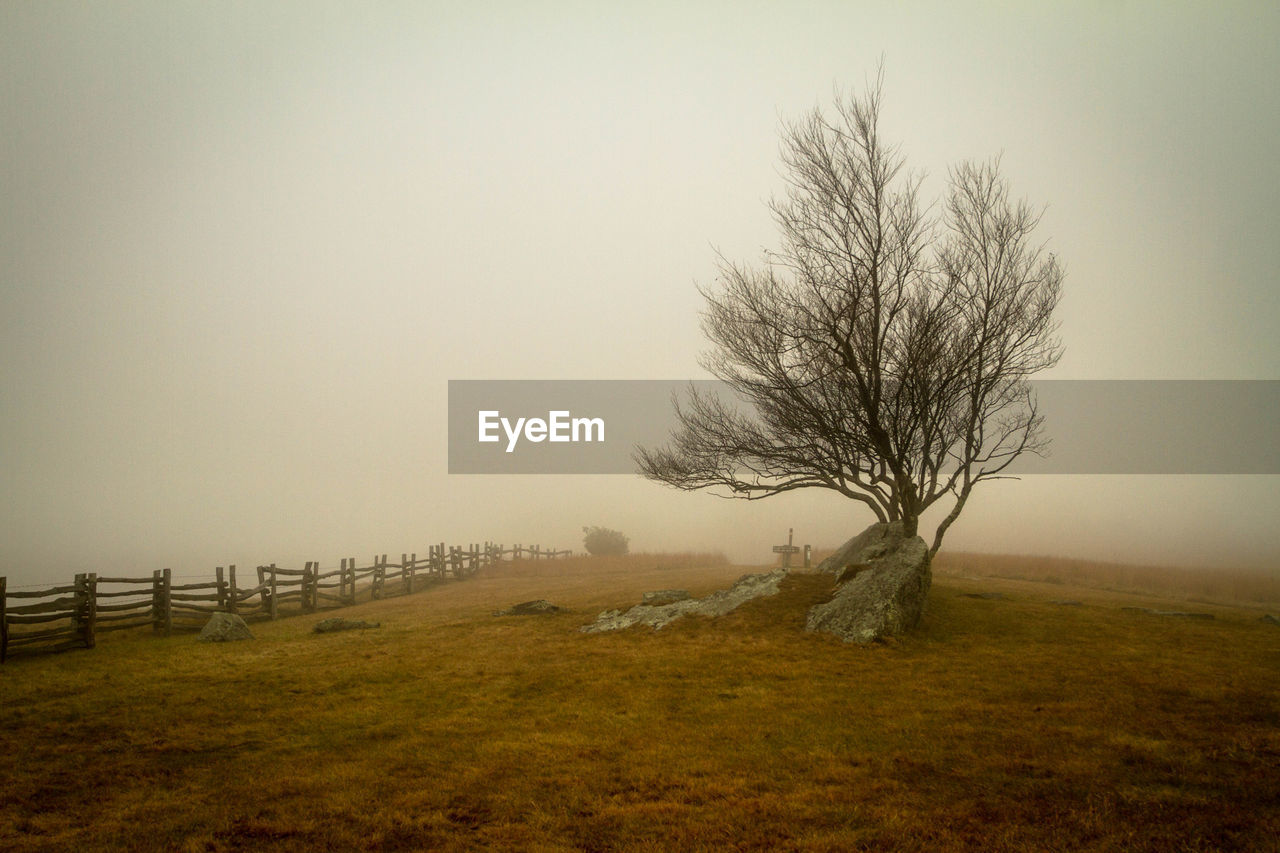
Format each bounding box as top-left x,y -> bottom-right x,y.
582,526 -> 629,556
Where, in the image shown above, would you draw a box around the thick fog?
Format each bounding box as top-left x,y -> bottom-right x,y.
3,3 -> 1277,586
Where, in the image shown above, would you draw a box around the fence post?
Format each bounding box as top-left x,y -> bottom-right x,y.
311,561 -> 320,612
151,568 -> 172,637
215,566 -> 226,610
162,568 -> 172,636
0,576 -> 7,663
152,569 -> 170,635
268,564 -> 279,619
227,565 -> 239,615
84,572 -> 98,649
73,572 -> 85,642
372,555 -> 384,600
303,561 -> 315,613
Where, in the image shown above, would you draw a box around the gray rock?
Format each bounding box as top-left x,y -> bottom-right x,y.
1260,614 -> 1280,626
198,612 -> 253,642
816,521 -> 905,574
494,599 -> 563,616
642,589 -> 690,606
581,570 -> 787,633
805,527 -> 931,644
313,617 -> 381,633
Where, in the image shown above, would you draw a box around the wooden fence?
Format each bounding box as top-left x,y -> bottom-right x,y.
0,542 -> 570,663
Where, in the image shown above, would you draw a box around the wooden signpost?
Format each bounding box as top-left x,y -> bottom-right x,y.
772,528 -> 801,568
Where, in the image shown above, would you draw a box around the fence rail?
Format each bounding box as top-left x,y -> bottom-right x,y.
0,542 -> 571,663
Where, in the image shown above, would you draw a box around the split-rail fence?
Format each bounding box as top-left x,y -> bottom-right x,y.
0,542 -> 570,663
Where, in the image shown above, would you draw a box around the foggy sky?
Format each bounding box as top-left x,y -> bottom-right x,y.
3,2 -> 1278,586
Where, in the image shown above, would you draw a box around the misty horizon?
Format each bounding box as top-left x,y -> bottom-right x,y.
3,3 -> 1278,588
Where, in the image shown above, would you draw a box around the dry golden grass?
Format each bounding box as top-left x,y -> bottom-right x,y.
1,552 -> 1278,851
932,551 -> 1280,611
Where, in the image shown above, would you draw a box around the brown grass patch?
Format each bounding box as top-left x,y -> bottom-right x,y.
1,556 -> 1277,851
933,551 -> 1280,610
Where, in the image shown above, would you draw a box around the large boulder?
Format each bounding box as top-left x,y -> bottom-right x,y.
815,521 -> 905,574
806,527 -> 930,644
198,612 -> 253,642
582,570 -> 787,633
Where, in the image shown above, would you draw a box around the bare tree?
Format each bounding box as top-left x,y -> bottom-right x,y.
636,74 -> 1063,555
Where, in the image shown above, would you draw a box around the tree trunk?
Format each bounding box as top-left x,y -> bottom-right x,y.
930,487 -> 971,557
902,514 -> 918,538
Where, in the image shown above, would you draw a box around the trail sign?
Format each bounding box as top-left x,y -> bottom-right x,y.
773,528 -> 799,566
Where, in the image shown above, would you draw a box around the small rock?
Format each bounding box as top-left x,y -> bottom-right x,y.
1260,614 -> 1280,626
313,617 -> 381,633
495,600 -> 562,616
964,592 -> 1008,601
198,612 -> 253,643
642,589 -> 690,606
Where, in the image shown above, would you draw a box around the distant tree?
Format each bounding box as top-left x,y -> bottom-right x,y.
582,526 -> 630,556
636,72 -> 1063,556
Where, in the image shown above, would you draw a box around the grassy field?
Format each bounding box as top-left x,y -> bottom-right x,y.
2,552 -> 1278,851
932,551 -> 1280,613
